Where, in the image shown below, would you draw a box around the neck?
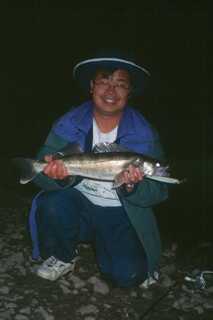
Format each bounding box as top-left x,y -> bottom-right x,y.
93,110 -> 122,133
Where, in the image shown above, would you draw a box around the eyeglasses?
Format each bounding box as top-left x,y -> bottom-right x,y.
94,78 -> 130,92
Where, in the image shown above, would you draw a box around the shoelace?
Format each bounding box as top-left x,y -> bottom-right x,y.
185,270 -> 213,289
45,256 -> 58,267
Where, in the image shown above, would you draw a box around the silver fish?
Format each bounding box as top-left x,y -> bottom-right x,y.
13,143 -> 182,187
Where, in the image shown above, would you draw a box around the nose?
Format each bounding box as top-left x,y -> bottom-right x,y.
106,81 -> 116,92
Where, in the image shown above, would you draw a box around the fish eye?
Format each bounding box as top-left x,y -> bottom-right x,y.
156,162 -> 160,167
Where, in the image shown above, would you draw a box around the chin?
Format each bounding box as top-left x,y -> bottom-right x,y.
98,107 -> 123,116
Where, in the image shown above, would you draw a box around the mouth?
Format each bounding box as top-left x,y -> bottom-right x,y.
102,96 -> 117,104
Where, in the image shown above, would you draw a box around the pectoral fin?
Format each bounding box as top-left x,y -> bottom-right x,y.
53,143 -> 83,159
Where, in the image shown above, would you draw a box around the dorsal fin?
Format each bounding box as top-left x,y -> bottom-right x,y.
53,143 -> 83,159
93,142 -> 130,153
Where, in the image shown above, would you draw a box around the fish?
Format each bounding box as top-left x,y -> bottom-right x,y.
13,142 -> 183,187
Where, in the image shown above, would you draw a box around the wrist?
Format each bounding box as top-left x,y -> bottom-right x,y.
125,183 -> 134,192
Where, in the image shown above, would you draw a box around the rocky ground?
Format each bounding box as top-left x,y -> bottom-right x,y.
0,186 -> 213,320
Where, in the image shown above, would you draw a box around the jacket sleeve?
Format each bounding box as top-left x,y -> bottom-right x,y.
118,125 -> 169,207
33,130 -> 77,191
118,179 -> 168,208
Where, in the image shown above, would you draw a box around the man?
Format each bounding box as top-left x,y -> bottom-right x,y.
29,51 -> 168,287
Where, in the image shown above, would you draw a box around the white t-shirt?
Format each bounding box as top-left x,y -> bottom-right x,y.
74,119 -> 121,207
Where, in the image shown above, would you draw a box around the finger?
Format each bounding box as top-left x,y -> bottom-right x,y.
63,166 -> 69,177
57,160 -> 69,178
55,161 -> 68,179
123,170 -> 130,184
44,160 -> 59,177
44,155 -> 53,162
47,160 -> 69,179
127,165 -> 138,183
134,167 -> 144,181
127,165 -> 144,183
43,161 -> 55,176
52,162 -> 61,178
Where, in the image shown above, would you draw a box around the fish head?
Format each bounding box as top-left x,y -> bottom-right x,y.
153,162 -> 170,177
143,160 -> 170,177
143,161 -> 156,176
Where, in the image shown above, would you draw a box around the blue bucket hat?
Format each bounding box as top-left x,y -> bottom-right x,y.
73,50 -> 150,96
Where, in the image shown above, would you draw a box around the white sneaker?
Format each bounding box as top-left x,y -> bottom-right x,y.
139,271 -> 159,289
36,256 -> 76,281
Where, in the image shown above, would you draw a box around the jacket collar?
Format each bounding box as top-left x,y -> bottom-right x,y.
117,107 -> 136,138
73,100 -> 93,133
75,100 -> 136,138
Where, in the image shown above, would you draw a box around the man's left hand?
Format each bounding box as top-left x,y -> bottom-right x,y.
121,164 -> 144,192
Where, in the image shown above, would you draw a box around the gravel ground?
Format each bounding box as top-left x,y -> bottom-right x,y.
0,186 -> 213,320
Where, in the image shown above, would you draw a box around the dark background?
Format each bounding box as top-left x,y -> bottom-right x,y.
0,2 -> 211,246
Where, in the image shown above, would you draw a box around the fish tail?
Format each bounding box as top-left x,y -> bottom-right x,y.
12,158 -> 39,184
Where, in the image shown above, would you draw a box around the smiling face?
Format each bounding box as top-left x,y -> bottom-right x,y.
90,69 -> 131,117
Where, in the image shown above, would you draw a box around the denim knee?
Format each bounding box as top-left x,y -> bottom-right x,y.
36,191 -> 54,208
36,191 -> 62,217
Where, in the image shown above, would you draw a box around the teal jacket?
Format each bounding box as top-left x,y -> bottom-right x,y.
30,101 -> 168,274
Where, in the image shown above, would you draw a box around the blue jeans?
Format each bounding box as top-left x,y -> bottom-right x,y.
36,187 -> 148,287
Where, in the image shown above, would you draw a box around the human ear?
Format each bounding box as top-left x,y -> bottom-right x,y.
90,80 -> 94,94
128,87 -> 132,99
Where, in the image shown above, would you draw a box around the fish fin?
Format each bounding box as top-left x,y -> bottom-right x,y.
147,175 -> 183,184
53,143 -> 83,159
12,158 -> 38,184
93,142 -> 130,153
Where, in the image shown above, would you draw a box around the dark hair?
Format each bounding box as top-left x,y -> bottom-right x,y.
91,68 -> 134,90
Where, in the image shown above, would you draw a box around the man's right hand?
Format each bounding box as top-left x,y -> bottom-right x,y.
43,155 -> 69,180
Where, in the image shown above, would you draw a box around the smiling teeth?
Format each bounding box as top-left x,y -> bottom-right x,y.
105,98 -> 115,103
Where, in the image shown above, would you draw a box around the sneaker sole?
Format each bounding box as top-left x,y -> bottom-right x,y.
36,266 -> 74,281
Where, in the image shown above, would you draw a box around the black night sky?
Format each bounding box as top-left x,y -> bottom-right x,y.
0,3 -> 211,245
